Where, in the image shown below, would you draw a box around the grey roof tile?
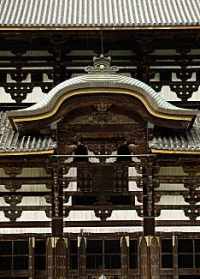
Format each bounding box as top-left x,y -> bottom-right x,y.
150,115 -> 200,153
0,112 -> 56,154
0,0 -> 200,28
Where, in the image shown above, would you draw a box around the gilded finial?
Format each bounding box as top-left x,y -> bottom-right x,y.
85,54 -> 119,74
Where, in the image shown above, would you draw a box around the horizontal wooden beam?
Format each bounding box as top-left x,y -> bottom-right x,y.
64,220 -> 142,227
0,221 -> 50,228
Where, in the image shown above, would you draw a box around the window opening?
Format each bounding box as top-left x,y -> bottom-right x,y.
35,239 -> 46,270
177,239 -> 200,268
69,239 -> 78,270
161,239 -> 173,268
0,240 -> 28,271
86,239 -> 121,270
129,240 -> 138,269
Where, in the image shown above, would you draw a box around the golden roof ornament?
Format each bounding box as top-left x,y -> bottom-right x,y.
85,54 -> 119,74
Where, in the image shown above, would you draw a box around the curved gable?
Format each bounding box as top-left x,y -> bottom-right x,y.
8,73 -> 197,131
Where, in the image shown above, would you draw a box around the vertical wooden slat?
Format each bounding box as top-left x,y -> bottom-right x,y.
78,236 -> 86,279
140,237 -> 149,279
51,164 -> 64,237
29,237 -> 35,279
121,236 -> 129,279
46,237 -> 54,279
142,159 -> 155,236
150,237 -> 160,279
173,235 -> 179,279
55,238 -> 67,279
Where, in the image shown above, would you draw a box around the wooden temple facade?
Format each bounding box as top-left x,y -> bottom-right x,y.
1,0 -> 200,278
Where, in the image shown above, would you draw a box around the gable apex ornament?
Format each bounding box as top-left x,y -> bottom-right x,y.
85,54 -> 119,74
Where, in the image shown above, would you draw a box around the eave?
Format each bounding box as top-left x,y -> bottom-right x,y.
0,149 -> 54,157
1,25 -> 200,31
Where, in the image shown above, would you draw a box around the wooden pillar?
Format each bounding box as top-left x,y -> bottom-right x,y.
46,237 -> 68,279
121,236 -> 129,279
150,237 -> 160,279
46,237 -> 54,279
140,237 -> 149,279
142,158 -> 155,236
49,161 -> 68,279
140,158 -> 160,279
51,164 -> 64,237
173,235 -> 179,279
29,237 -> 35,279
55,238 -> 68,279
78,235 -> 86,279
139,236 -> 160,279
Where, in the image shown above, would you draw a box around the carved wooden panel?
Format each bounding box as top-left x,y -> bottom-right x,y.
57,94 -> 148,155
77,164 -> 128,192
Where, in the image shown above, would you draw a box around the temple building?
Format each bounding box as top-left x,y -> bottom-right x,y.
1,0 -> 200,278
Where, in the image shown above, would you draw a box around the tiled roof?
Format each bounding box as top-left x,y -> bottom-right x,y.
150,115 -> 200,153
0,112 -> 56,154
0,0 -> 200,29
1,109 -> 200,155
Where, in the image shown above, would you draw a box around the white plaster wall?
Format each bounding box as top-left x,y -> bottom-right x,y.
64,227 -> 142,233
65,210 -> 141,222
157,183 -> 185,191
156,210 -> 188,221
157,195 -> 187,205
0,228 -> 51,234
19,184 -> 49,192
156,227 -> 200,232
19,197 -> 49,206
18,211 -> 50,221
18,168 -> 49,177
158,166 -> 186,176
108,210 -> 141,221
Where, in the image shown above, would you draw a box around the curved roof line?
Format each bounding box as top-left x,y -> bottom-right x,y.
8,73 -> 197,128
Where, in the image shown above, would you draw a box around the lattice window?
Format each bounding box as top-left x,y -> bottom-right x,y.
0,240 -> 28,271
69,239 -> 78,270
161,239 -> 173,268
129,239 -> 138,269
178,239 -> 200,268
35,239 -> 46,270
86,239 -> 121,270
